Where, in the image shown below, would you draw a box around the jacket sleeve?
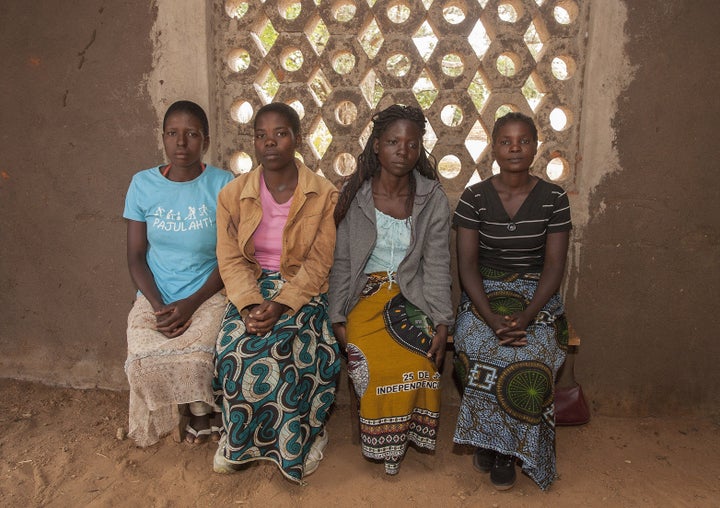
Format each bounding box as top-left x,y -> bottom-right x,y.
328,211 -> 352,324
420,189 -> 454,326
273,188 -> 338,313
215,183 -> 264,311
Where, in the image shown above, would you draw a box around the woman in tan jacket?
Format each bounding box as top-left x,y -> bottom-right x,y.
212,103 -> 340,484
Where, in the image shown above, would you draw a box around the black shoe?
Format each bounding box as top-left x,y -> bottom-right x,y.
490,453 -> 516,490
473,448 -> 495,473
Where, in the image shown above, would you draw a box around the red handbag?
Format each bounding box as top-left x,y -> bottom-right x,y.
555,331 -> 590,426
555,382 -> 590,425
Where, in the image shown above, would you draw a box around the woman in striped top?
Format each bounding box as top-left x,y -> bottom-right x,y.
452,112 -> 572,491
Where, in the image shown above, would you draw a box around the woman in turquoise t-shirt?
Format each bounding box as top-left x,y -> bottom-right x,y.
123,100 -> 233,447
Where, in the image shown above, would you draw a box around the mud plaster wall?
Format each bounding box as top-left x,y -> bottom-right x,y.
0,1 -> 718,416
570,0 -> 720,416
0,1 -> 159,388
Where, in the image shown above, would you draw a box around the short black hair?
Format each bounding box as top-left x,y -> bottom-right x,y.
163,100 -> 209,136
492,112 -> 538,143
254,102 -> 302,136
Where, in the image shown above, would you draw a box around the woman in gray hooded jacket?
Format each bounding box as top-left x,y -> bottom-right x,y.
329,105 -> 453,476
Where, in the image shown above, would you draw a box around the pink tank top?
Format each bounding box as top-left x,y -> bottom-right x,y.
254,173 -> 292,271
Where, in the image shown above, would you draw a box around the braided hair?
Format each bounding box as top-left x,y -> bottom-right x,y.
334,104 -> 439,225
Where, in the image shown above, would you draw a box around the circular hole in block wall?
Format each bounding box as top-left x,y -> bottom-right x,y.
441,104 -> 463,127
549,107 -> 572,131
227,48 -> 250,73
278,0 -> 301,20
498,2 -> 518,23
230,100 -> 254,124
334,152 -> 357,176
553,1 -> 578,25
387,2 -> 411,24
386,53 -> 411,77
546,156 -> 567,181
496,53 -> 519,77
333,1 -> 356,22
225,0 -> 249,19
494,104 -> 515,119
288,100 -> 305,119
230,151 -> 253,174
438,154 -> 462,178
332,51 -> 356,74
335,101 -> 358,125
441,53 -> 464,77
443,2 -> 466,24
551,55 -> 576,80
281,48 -> 304,72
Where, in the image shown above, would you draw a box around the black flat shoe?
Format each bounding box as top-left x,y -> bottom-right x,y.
490,453 -> 516,490
473,448 -> 495,473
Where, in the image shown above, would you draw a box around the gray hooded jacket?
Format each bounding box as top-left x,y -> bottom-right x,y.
328,171 -> 454,327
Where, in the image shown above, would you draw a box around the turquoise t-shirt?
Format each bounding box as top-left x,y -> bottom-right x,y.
123,164 -> 234,303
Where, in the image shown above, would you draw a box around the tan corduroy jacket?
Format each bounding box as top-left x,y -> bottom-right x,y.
216,160 -> 338,313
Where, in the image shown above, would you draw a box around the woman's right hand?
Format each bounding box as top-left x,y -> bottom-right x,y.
244,300 -> 288,335
457,226 -> 527,348
487,313 -> 528,347
154,299 -> 196,338
332,323 -> 348,351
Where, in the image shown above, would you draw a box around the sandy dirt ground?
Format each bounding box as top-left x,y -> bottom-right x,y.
1,378 -> 718,508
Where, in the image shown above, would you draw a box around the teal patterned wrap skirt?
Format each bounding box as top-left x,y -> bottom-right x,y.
213,271 -> 341,483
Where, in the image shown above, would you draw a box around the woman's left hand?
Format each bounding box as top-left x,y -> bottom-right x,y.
495,312 -> 532,347
331,323 -> 348,351
245,300 -> 289,335
427,325 -> 449,369
155,298 -> 197,338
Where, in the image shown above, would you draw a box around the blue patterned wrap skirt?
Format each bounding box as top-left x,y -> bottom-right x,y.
453,268 -> 569,490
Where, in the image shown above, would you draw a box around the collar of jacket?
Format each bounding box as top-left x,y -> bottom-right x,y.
356,169 -> 442,218
237,159 -> 323,202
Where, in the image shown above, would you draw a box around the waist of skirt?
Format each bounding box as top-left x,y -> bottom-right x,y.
360,272 -> 400,299
479,266 -> 541,282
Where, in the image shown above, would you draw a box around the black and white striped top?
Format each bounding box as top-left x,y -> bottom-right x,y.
453,177 -> 572,273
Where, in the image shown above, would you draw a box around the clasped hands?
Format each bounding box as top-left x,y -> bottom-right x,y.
154,298 -> 196,338
243,300 -> 289,336
488,312 -> 531,347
